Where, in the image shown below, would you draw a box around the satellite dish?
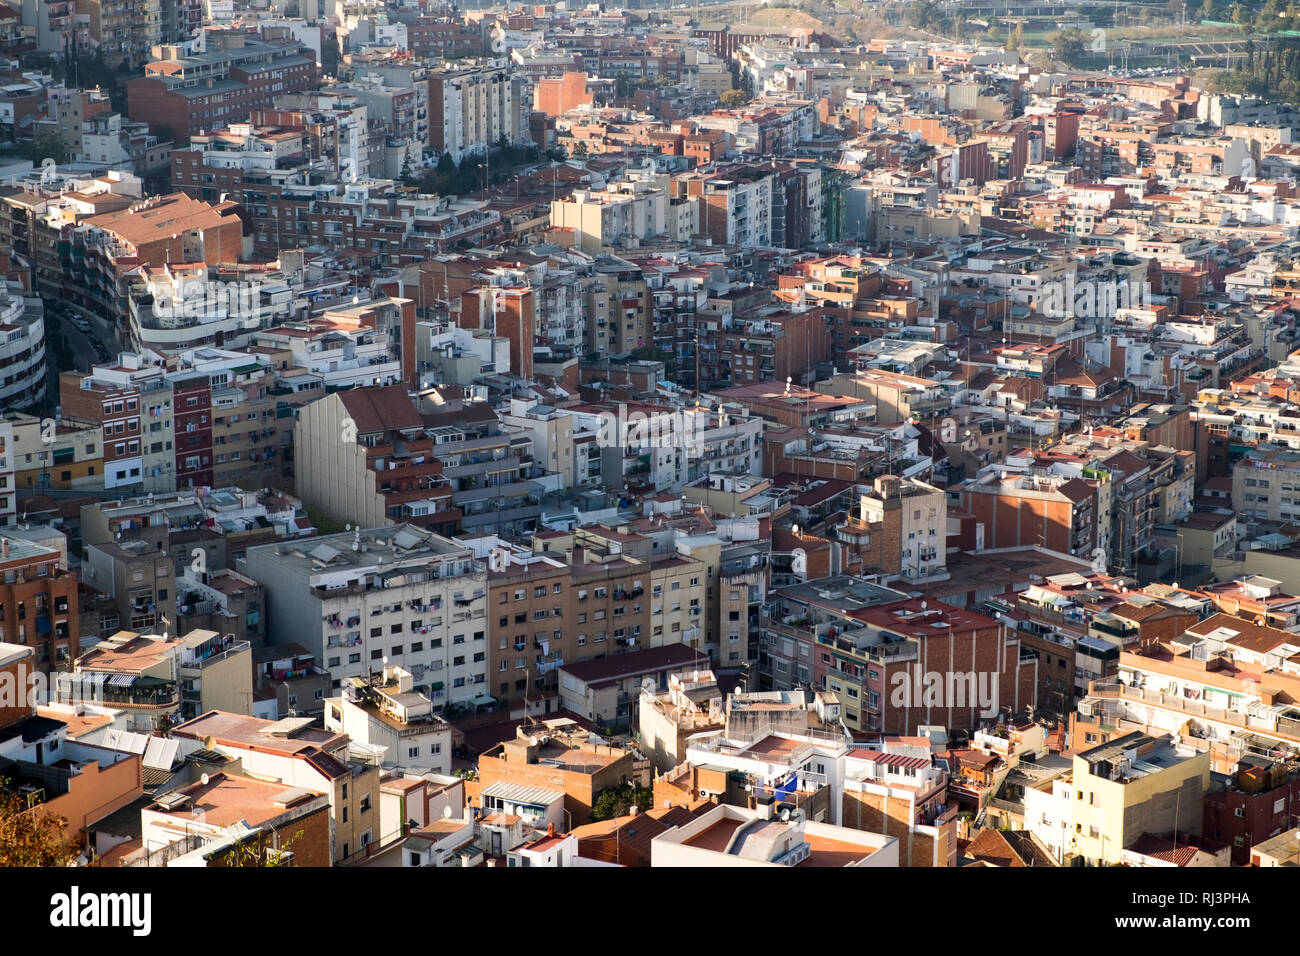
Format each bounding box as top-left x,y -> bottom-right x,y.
443,806 -> 453,819
201,773 -> 209,786
791,524 -> 800,537
921,600 -> 928,610
345,523 -> 352,531
202,735 -> 217,750
382,656 -> 388,666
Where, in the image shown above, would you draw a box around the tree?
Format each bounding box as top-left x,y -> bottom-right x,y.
1200,0 -> 1216,20
591,785 -> 652,822
572,141 -> 588,158
719,88 -> 750,108
0,782 -> 71,866
399,151 -> 416,187
1052,29 -> 1089,65
222,829 -> 302,867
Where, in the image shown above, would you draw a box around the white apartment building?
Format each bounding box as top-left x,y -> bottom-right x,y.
324,665 -> 453,774
0,419 -> 13,528
0,293 -> 47,412
244,526 -> 490,710
429,61 -> 529,163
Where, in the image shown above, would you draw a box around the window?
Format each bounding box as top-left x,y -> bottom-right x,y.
360,796 -> 371,812
371,650 -> 383,660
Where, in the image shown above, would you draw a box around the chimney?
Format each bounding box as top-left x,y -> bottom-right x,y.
547,821 -> 556,837
1,538 -> 7,558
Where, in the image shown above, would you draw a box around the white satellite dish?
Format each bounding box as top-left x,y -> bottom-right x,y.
201,773 -> 209,785
443,806 -> 453,819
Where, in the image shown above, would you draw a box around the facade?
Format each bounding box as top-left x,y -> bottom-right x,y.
244,525 -> 489,710
0,533 -> 79,669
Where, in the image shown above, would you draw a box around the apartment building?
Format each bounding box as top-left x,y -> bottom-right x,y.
82,539 -> 176,638
0,292 -> 47,412
324,666 -> 453,774
638,669 -> 725,772
1203,757 -> 1300,864
1076,612 -> 1300,776
1026,732 -> 1209,865
651,802 -> 898,867
35,198 -> 240,340
678,163 -> 774,248
293,386 -> 459,537
128,33 -> 319,144
485,537 -> 656,711
475,725 -> 651,826
172,710 -> 383,864
141,771 -> 332,866
557,644 -> 710,729
6,414 -> 102,491
836,476 -> 947,582
760,577 -> 1036,735
244,525 -> 489,710
955,471 -> 1102,560
549,181 -> 668,254
695,310 -> 832,391
57,630 -> 184,733
428,61 -> 528,163
0,533 -> 79,669
59,356 -> 164,493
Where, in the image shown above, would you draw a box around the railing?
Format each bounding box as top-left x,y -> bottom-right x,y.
1093,681 -> 1253,729
182,641 -> 251,670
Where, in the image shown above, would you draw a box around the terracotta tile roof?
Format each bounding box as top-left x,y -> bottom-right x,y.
338,385 -> 422,434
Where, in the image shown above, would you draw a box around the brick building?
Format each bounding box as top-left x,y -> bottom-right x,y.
0,534 -> 79,669
475,726 -> 651,826
127,33 -> 318,144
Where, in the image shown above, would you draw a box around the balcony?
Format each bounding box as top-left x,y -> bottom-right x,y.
181,640 -> 251,672
78,675 -> 179,710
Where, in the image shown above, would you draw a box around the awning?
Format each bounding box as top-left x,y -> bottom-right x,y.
430,681 -> 445,691
107,674 -> 138,688
36,615 -> 51,634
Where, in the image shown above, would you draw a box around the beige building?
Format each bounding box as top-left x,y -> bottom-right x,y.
7,413 -> 103,491
324,666 -> 453,774
638,669 -> 724,772
502,398 -> 578,490
557,643 -> 709,728
650,554 -> 708,653
1250,827 -> 1300,867
173,710 -> 385,864
178,628 -> 252,722
1027,732 -> 1210,865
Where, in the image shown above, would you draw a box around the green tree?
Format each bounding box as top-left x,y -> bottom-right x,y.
1052,29 -> 1089,65
591,785 -> 652,822
0,782 -> 71,866
719,88 -> 750,108
222,829 -> 302,867
572,140 -> 588,158
1201,0 -> 1216,20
